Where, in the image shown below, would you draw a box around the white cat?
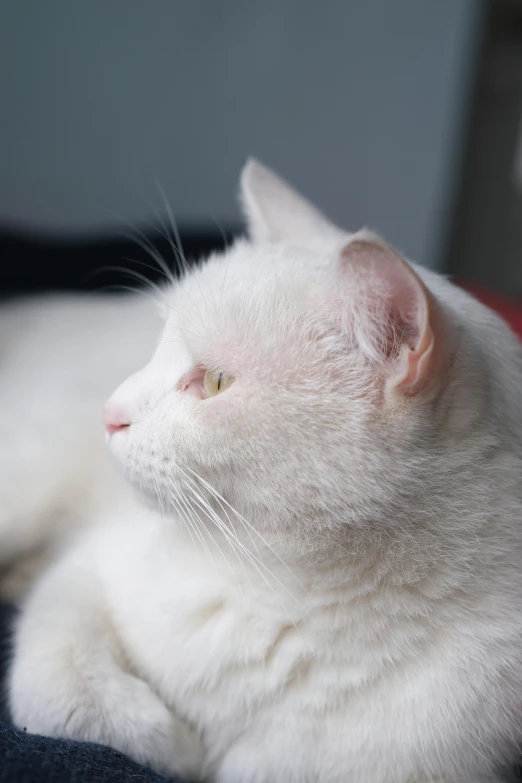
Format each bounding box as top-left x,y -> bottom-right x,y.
6,161 -> 522,783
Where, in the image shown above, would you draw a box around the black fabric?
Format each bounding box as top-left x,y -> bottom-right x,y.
0,603 -> 184,783
0,225 -> 238,296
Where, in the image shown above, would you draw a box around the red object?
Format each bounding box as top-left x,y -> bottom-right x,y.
461,283 -> 522,340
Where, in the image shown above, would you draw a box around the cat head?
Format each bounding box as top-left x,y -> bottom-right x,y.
104,161 -> 475,564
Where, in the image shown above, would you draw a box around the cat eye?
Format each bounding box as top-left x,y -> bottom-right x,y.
203,370 -> 234,397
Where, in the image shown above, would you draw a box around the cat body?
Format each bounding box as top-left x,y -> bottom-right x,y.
6,162 -> 522,782
0,294 -> 159,595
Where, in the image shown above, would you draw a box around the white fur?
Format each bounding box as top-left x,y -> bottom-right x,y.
0,294 -> 160,595
6,161 -> 522,782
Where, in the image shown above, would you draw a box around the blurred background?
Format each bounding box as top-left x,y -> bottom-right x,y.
0,0 -> 520,301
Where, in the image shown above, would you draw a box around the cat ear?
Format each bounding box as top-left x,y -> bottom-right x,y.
240,159 -> 345,249
339,233 -> 447,398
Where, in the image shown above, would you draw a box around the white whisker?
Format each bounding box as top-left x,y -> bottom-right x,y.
168,483 -> 217,568
153,177 -> 190,277
100,206 -> 177,285
90,264 -> 168,306
169,480 -> 241,584
181,465 -> 307,594
180,476 -> 303,610
182,469 -> 260,559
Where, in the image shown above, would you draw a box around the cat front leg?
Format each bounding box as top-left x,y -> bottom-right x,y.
8,551 -> 203,780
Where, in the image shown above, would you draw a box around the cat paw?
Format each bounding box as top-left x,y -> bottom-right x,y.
11,669 -> 204,780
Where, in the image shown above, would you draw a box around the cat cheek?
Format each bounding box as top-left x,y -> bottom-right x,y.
177,368 -> 207,400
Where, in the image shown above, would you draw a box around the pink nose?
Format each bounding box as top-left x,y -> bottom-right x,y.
103,404 -> 131,436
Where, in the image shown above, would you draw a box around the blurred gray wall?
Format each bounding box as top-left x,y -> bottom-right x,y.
0,1 -> 484,268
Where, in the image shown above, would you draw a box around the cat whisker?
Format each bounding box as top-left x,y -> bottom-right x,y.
140,195 -> 190,282
153,177 -> 190,277
167,482 -> 217,568
152,474 -> 166,516
118,255 -> 173,285
207,214 -> 231,252
112,218 -> 177,285
169,494 -> 198,551
168,480 -> 240,581
181,465 -> 308,595
170,479 -> 240,580
183,495 -> 246,590
91,283 -> 163,307
173,494 -> 216,566
180,480 -> 306,636
119,262 -> 170,301
180,480 -> 282,601
100,206 -> 178,285
153,179 -> 216,332
179,474 -> 303,608
218,263 -> 230,313
159,323 -> 207,342
181,469 -> 261,560
88,264 -> 168,306
179,480 -> 257,587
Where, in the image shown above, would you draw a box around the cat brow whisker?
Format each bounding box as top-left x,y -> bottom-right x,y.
160,323 -> 206,342
153,178 -> 216,331
122,235 -> 175,284
119,262 -> 170,300
218,264 -> 230,312
91,283 -> 161,304
118,255 -> 173,285
207,214 -> 230,252
141,194 -> 188,282
153,177 -> 191,277
100,206 -> 178,285
88,264 -> 168,306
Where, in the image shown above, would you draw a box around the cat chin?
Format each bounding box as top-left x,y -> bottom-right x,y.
131,485 -> 165,513
125,473 -> 187,521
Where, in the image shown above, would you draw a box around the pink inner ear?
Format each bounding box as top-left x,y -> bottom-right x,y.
339,238 -> 443,397
178,367 -> 207,400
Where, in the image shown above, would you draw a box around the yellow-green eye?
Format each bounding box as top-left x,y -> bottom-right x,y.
203,370 -> 234,397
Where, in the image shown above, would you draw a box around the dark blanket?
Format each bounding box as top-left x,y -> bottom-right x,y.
0,603 -> 183,783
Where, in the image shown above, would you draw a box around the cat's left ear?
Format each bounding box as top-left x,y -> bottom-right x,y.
338,234 -> 448,399
240,159 -> 345,249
